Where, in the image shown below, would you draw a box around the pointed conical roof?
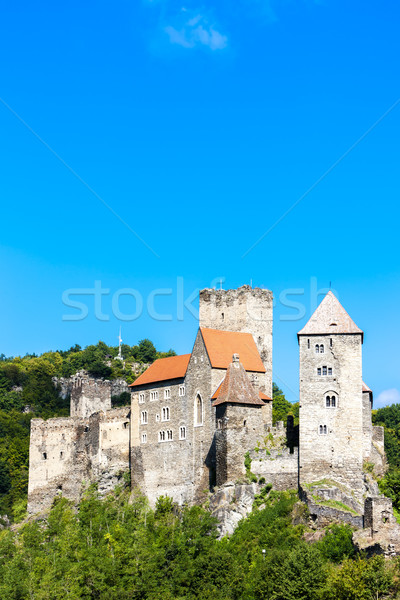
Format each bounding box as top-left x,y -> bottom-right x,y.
212,355 -> 265,407
298,291 -> 363,339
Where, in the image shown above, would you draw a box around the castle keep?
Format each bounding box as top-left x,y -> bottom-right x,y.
28,285 -> 390,536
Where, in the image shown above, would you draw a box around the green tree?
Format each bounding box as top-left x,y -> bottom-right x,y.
272,383 -> 299,425
137,339 -> 157,363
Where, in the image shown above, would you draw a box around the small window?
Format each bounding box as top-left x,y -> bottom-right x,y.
42,452 -> 47,460
123,422 -> 129,429
317,368 -> 322,376
322,366 -> 327,376
315,344 -> 320,354
179,385 -> 185,397
164,389 -> 171,400
150,391 -> 158,401
319,425 -> 328,435
162,407 -> 170,422
141,411 -> 148,425
326,396 -> 331,407
195,394 -> 203,426
331,395 -> 336,407
179,426 -> 186,440
330,338 -> 333,348
159,431 -> 165,442
156,414 -> 160,422
139,393 -> 145,404
308,339 -> 310,349
141,433 -> 147,444
60,451 -> 64,460
167,430 -> 173,440
84,426 -> 89,433
320,344 -> 324,354
328,367 -> 332,375
221,312 -> 224,321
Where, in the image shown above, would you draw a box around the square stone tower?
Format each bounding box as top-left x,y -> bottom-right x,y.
298,292 -> 365,500
199,286 -> 273,397
70,376 -> 111,418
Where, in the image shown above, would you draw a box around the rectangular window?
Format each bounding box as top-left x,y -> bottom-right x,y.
322,366 -> 327,376
141,433 -> 147,443
179,426 -> 186,440
167,430 -> 173,440
159,431 -> 165,442
150,391 -> 158,401
164,388 -> 171,400
162,407 -> 170,421
141,411 -> 148,425
317,368 -> 321,376
139,393 -> 145,404
179,385 -> 185,397
328,367 -> 332,375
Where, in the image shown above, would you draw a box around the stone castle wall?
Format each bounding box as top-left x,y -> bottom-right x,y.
28,407 -> 130,514
215,403 -> 264,486
199,286 -> 273,397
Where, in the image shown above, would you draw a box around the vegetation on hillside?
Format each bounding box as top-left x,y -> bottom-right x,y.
272,384 -> 299,426
0,485 -> 398,600
0,340 -> 174,520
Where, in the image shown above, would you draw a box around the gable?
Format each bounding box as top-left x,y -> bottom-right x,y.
200,328 -> 266,373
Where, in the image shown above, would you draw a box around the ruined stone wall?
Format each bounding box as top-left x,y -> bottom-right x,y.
70,376 -> 111,418
199,286 -> 273,397
215,403 -> 264,486
28,407 -> 130,514
299,333 -> 365,500
250,447 -> 299,490
370,426 -> 387,477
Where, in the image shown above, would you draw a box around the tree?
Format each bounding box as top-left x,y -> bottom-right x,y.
272,383 -> 299,425
137,339 -> 157,363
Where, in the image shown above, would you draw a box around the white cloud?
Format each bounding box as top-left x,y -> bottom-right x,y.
164,12 -> 228,50
375,388 -> 400,408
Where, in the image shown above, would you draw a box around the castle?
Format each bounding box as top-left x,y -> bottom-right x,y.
28,285 -> 393,538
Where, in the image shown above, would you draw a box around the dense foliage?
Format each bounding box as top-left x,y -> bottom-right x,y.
373,404 -> 400,515
272,384 -> 299,426
0,340 -> 174,520
0,487 -> 398,600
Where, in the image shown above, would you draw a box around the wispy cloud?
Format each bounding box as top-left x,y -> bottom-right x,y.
375,388 -> 400,408
164,9 -> 228,50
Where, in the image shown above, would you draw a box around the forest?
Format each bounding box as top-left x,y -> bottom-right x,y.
1,344 -> 400,598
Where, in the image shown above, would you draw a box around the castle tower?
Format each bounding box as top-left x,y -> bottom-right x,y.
213,354 -> 266,486
70,376 -> 111,418
298,292 -> 365,499
199,286 -> 273,397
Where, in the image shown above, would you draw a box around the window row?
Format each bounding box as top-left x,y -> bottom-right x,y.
141,407 -> 170,424
141,427 -> 187,444
317,366 -> 332,376
139,385 -> 185,404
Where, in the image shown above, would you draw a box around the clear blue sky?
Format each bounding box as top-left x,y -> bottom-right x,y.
1,0 -> 399,407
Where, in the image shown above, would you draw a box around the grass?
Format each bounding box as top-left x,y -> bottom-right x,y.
311,495 -> 360,516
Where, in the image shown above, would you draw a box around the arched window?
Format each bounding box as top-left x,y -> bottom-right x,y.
331,395 -> 336,407
195,394 -> 203,426
325,392 -> 338,408
141,411 -> 148,425
315,344 -> 320,353
319,425 -> 323,434
326,396 -> 331,407
162,407 -> 170,421
320,344 -> 324,354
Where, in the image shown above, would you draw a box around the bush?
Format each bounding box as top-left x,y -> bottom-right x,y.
317,524 -> 355,563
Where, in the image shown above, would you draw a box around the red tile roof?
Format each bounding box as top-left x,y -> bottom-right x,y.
201,328 -> 265,373
362,381 -> 372,393
212,381 -> 271,402
129,354 -> 191,387
212,359 -> 265,407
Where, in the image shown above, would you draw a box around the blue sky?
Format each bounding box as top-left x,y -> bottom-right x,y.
0,0 -> 399,407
